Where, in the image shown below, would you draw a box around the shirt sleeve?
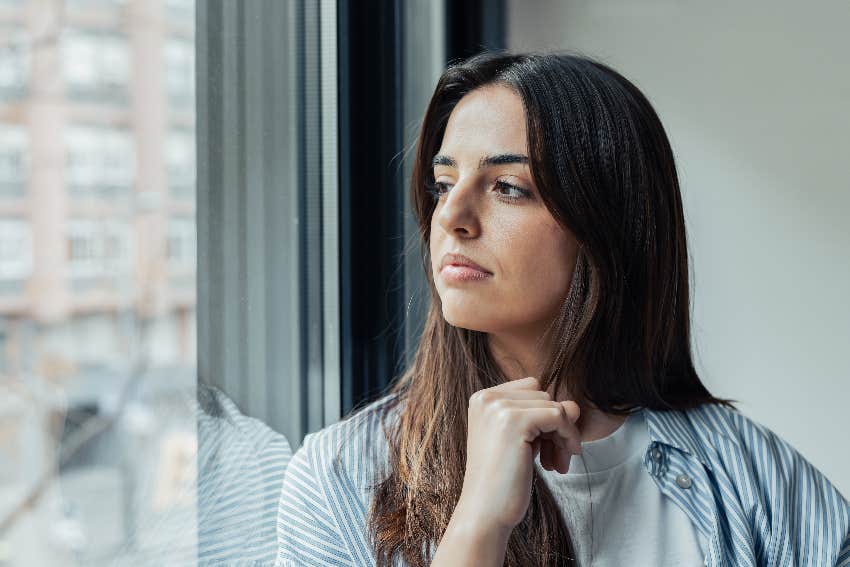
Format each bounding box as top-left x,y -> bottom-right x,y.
197,386 -> 293,565
760,426 -> 850,567
275,432 -> 355,567
837,529 -> 850,567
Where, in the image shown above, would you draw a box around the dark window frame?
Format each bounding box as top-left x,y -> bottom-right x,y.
196,0 -> 505,447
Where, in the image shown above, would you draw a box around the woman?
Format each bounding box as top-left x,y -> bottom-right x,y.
276,51 -> 850,567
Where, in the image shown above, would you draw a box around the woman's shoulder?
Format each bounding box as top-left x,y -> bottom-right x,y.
647,401 -> 800,456
650,401 -> 848,501
278,392 -> 405,565
290,390 -> 404,492
677,403 -> 850,563
678,402 -> 812,466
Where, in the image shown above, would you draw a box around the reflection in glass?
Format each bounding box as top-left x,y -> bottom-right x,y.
0,1 -> 197,565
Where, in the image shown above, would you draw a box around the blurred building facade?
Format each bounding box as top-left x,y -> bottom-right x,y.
0,0 -> 196,377
0,0 -> 198,564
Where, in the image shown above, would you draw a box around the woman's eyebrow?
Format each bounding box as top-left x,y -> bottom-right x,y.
431,153 -> 529,170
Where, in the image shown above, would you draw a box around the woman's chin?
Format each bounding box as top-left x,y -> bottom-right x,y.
441,308 -> 490,332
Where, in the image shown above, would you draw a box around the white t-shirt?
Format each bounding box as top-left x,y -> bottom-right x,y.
534,408 -> 707,566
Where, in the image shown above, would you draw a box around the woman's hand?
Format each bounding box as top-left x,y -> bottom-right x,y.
454,376 -> 582,535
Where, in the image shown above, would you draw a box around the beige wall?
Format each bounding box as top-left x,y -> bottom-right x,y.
509,0 -> 850,496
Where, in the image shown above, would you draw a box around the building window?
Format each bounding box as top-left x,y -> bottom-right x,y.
164,0 -> 194,24
166,129 -> 195,198
165,130 -> 195,198
165,39 -> 195,108
62,30 -> 130,103
0,124 -> 28,197
0,27 -> 29,100
167,216 -> 195,269
0,218 -> 33,284
65,126 -> 135,198
66,219 -> 132,279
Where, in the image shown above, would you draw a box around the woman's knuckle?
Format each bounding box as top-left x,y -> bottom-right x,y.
479,391 -> 497,405
495,408 -> 514,430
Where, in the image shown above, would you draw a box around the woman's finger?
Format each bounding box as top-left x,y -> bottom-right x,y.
487,390 -> 552,401
517,405 -> 583,455
493,399 -> 563,410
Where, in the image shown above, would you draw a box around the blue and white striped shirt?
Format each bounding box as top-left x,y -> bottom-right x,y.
196,385 -> 293,565
275,391 -> 850,566
104,384 -> 293,566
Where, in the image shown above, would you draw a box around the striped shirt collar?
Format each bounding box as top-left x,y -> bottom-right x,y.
644,407 -> 717,472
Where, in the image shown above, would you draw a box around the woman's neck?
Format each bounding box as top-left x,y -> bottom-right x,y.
487,332 -> 629,443
547,382 -> 629,443
570,403 -> 629,443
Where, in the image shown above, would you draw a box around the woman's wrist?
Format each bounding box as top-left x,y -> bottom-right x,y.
431,504 -> 512,566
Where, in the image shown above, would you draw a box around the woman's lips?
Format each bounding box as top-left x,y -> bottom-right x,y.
441,264 -> 494,282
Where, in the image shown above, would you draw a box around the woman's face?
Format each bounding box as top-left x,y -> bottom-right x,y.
429,84 -> 579,339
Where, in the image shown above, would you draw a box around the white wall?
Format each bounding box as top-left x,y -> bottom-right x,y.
509,0 -> 849,496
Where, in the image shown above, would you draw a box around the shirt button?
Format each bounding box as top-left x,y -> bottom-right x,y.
676,473 -> 693,489
651,447 -> 662,462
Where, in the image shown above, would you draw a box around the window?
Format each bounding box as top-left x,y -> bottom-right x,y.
0,218 -> 32,281
0,26 -> 28,99
165,39 -> 194,108
0,124 -> 27,197
1,1 -> 198,564
65,126 -> 135,198
0,0 -> 461,562
167,216 -> 196,269
62,30 -> 130,102
164,0 -> 194,22
166,129 -> 195,198
66,219 -> 132,279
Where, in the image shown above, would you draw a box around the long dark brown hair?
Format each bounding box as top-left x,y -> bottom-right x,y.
359,50 -> 736,566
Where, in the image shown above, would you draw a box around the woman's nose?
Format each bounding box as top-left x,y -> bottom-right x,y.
435,181 -> 482,236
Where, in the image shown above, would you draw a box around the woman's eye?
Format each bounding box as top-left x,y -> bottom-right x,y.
425,180 -> 531,203
493,180 -> 531,201
425,181 -> 450,199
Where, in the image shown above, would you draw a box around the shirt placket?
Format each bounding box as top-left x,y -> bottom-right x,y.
644,442 -> 725,567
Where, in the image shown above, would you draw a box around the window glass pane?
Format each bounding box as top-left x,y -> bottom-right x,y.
0,26 -> 29,100
61,30 -> 130,103
0,1 -> 197,565
165,39 -> 195,108
65,126 -> 135,198
0,124 -> 28,197
0,219 -> 32,285
166,129 -> 195,199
